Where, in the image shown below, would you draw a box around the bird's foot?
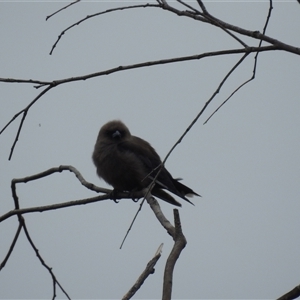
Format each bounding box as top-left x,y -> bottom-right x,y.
128,189 -> 141,203
109,189 -> 120,203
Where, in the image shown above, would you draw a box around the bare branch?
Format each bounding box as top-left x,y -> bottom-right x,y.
0,77 -> 51,86
176,0 -> 202,15
46,0 -> 80,21
122,244 -> 163,300
160,1 -> 300,55
179,0 -> 248,48
120,185 -> 161,249
1,46 -> 276,160
161,52 -> 249,170
141,196 -> 187,299
1,85 -> 53,160
2,175 -> 72,299
146,195 -> 176,237
21,216 -> 71,300
277,284 -> 300,300
0,46 -> 275,89
204,75 -> 252,125
162,209 -> 186,300
252,0 -> 273,69
11,165 -> 111,194
204,0 -> 273,124
50,3 -> 160,55
49,0 -> 292,54
0,194 -> 109,224
1,165 -> 145,223
47,46 -> 271,84
0,223 -> 22,270
196,0 -> 206,13
119,197 -> 147,249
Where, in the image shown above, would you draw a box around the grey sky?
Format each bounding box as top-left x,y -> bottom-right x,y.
1,1 -> 300,299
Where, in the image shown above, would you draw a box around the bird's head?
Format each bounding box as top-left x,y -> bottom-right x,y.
98,120 -> 131,142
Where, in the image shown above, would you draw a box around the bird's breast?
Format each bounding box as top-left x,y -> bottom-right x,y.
94,143 -> 147,191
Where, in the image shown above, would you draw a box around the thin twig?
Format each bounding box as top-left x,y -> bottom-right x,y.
120,181 -> 180,249
188,0 -> 248,47
119,197 -> 146,249
176,0 -> 203,15
50,3 -> 159,55
203,76 -> 252,125
204,0 -> 273,124
0,223 -> 22,270
0,77 -> 51,85
21,217 -> 71,300
46,0 -> 80,21
161,53 -> 250,169
5,85 -> 53,160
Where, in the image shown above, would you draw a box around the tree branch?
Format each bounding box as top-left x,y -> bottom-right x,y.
49,3 -> 160,55
1,46 -> 277,159
122,244 -> 163,300
160,0 -> 300,55
162,209 -> 186,300
145,194 -> 187,300
0,165 -> 145,223
21,216 -> 71,300
146,195 -> 175,237
46,0 -> 80,21
277,284 -> 300,300
0,223 -> 22,270
204,0 -> 273,124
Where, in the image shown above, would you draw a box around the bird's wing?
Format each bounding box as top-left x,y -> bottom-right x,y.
118,136 -> 162,178
118,136 -> 194,202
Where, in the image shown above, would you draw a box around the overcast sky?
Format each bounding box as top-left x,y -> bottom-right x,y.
1,1 -> 300,299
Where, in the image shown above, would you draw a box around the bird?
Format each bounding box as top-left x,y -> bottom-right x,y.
92,120 -> 200,207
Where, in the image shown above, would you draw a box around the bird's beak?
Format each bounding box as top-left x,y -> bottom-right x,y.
112,130 -> 121,138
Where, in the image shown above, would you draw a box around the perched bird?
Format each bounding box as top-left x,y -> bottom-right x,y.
92,120 -> 200,207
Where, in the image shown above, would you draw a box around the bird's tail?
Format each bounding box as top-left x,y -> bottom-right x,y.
152,188 -> 182,207
174,180 -> 201,201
